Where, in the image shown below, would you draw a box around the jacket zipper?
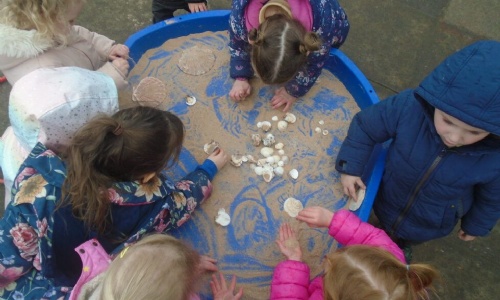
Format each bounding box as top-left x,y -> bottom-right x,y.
390,148 -> 447,236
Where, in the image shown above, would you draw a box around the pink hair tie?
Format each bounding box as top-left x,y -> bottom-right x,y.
113,124 -> 123,135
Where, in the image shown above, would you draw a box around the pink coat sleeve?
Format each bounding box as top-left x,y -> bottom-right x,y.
270,260 -> 311,300
328,209 -> 406,263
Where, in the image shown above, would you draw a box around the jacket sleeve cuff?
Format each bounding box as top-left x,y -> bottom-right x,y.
196,159 -> 218,181
97,63 -> 128,90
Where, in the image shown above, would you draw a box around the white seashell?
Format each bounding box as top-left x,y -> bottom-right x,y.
262,169 -> 274,182
281,156 -> 289,164
261,121 -> 272,132
251,134 -> 262,146
277,120 -> 288,131
272,155 -> 280,162
275,142 -> 284,150
348,188 -> 366,211
289,168 -> 299,180
257,158 -> 268,166
272,116 -> 279,121
254,166 -> 264,176
262,133 -> 275,146
274,166 -> 284,176
278,149 -> 285,156
284,197 -> 303,218
215,208 -> 231,226
319,120 -> 325,125
185,95 -> 197,106
245,155 -> 258,164
266,156 -> 275,163
203,140 -> 220,154
284,112 -> 297,123
315,127 -> 322,133
260,147 -> 274,157
277,161 -> 284,167
257,122 -> 263,128
322,130 -> 329,136
230,154 -> 244,167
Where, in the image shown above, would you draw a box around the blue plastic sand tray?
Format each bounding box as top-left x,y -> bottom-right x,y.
125,10 -> 383,299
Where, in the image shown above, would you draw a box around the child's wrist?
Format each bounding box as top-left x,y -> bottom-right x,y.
235,77 -> 248,81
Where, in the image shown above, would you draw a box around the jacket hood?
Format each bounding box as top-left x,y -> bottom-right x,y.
0,23 -> 54,58
415,40 -> 500,136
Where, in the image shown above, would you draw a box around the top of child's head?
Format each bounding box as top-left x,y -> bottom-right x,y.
249,14 -> 322,85
323,245 -> 439,300
100,234 -> 201,300
1,0 -> 86,44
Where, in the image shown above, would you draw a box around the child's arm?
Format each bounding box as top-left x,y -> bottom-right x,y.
228,0 -> 254,80
297,207 -> 406,263
186,0 -> 208,13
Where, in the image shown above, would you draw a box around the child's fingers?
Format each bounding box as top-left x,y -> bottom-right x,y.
219,272 -> 228,290
211,274 -> 221,291
236,287 -> 244,298
230,275 -> 237,290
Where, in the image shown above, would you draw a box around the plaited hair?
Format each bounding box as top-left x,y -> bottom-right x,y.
100,234 -> 201,300
323,245 -> 439,300
61,106 -> 184,235
249,14 -> 321,84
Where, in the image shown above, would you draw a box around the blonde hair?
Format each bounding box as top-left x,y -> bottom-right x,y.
323,246 -> 439,300
100,234 -> 201,300
249,14 -> 321,84
0,0 -> 84,45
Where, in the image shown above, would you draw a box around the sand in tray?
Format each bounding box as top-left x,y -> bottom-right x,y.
122,30 -> 360,299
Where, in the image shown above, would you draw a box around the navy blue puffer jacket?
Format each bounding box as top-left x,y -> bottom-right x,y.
335,40 -> 500,243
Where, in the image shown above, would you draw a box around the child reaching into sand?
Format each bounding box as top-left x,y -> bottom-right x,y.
0,106 -> 228,299
270,207 -> 439,299
0,0 -> 129,88
228,0 -> 349,111
68,234 -> 243,300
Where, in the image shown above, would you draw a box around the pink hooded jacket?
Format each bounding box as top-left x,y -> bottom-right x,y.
270,209 -> 405,300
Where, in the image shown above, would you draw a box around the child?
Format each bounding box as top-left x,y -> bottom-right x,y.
228,0 -> 349,111
271,206 -> 439,299
152,0 -> 208,23
335,40 -> 500,250
0,0 -> 129,88
0,66 -> 119,206
68,234 -> 242,300
0,106 -> 228,299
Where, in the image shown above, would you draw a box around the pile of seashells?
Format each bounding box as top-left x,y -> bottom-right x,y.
226,112 -> 299,183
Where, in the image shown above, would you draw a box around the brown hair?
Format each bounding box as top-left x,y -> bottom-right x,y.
0,0 -> 84,46
249,14 -> 322,84
61,106 -> 184,235
323,246 -> 439,300
100,234 -> 201,300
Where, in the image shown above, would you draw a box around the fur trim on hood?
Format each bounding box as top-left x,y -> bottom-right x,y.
0,23 -> 55,58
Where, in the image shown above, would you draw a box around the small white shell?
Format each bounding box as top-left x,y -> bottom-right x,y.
262,169 -> 274,182
257,158 -> 268,166
251,133 -> 262,146
348,189 -> 366,211
203,140 -> 220,154
230,154 -> 244,167
260,147 -> 274,157
272,155 -> 281,162
185,95 -> 197,106
277,161 -> 284,167
272,116 -> 279,121
262,133 -> 275,146
275,142 -> 284,150
274,166 -> 284,176
261,121 -> 272,132
289,168 -> 299,180
254,166 -> 264,176
284,112 -> 297,123
284,197 -> 303,218
278,149 -> 285,156
322,130 -> 329,136
315,127 -> 322,133
266,156 -> 276,164
281,156 -> 289,164
257,122 -> 263,128
277,120 -> 288,131
215,208 -> 231,226
245,154 -> 258,164
319,120 -> 325,125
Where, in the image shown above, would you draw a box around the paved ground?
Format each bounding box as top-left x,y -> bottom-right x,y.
1,0 -> 499,299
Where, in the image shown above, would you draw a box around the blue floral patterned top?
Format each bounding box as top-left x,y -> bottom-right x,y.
229,0 -> 350,98
0,143 -> 217,299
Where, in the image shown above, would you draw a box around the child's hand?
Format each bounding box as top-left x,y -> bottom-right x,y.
296,206 -> 334,228
111,58 -> 130,77
457,229 -> 476,241
210,273 -> 243,300
109,44 -> 130,60
198,255 -> 218,273
208,148 -> 229,170
229,80 -> 251,102
276,223 -> 302,261
188,2 -> 208,13
340,173 -> 366,201
271,87 -> 297,112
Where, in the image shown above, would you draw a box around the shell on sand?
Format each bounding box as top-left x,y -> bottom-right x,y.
178,46 -> 216,75
348,188 -> 366,211
284,197 -> 303,218
132,77 -> 166,107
